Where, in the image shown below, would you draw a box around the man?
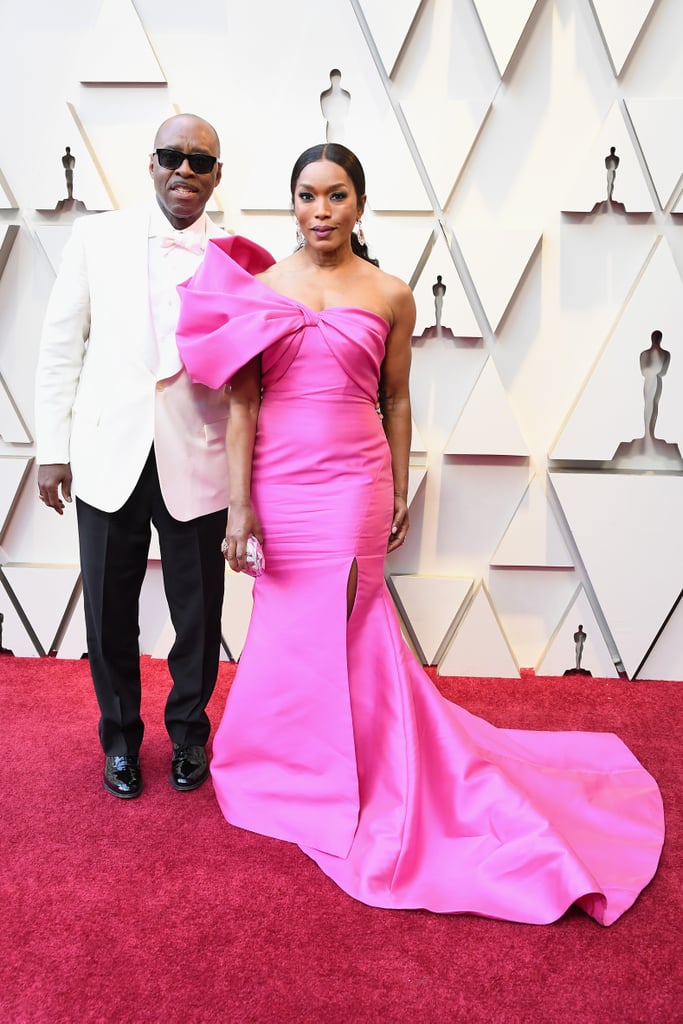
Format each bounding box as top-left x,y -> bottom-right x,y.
36,114 -> 230,800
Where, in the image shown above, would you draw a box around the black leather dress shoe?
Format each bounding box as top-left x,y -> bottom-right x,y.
170,744 -> 209,791
103,754 -> 143,799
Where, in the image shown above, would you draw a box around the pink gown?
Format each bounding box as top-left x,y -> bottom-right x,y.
177,236 -> 664,926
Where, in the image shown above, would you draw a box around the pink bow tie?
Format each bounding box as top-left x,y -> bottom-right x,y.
160,232 -> 205,255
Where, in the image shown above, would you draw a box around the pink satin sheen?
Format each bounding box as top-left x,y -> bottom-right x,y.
177,236 -> 664,926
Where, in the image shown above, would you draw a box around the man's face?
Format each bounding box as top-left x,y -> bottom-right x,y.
149,115 -> 222,230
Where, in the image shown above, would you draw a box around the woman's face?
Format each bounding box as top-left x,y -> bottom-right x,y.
293,159 -> 364,252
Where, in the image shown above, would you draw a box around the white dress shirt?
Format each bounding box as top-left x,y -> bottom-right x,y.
147,202 -> 208,379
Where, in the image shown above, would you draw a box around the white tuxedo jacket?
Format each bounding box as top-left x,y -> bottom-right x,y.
35,207 -> 230,521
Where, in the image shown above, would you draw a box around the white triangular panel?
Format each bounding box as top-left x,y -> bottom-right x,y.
32,105 -> 114,212
34,225 -> 78,275
407,464 -> 427,507
552,240 -> 683,461
590,0 -> 656,75
625,98 -> 683,210
348,75 -> 433,209
410,418 -> 427,456
362,212 -> 435,284
0,225 -> 19,277
536,585 -> 619,677
439,584 -> 519,678
0,457 -> 32,536
637,593 -> 683,680
457,228 -> 541,332
444,357 -> 529,456
436,463 -> 530,579
562,103 -> 654,214
390,574 -> 473,663
491,475 -> 573,567
410,343 -> 487,455
0,376 -> 31,443
56,590 -> 88,660
413,234 -> 480,338
557,210 -> 660,368
402,95 -> 492,210
79,0 -> 166,84
396,0 -> 497,207
2,565 -> 80,654
221,569 -> 255,662
356,0 -> 422,76
473,0 -> 540,76
551,472 -> 683,678
488,569 -> 578,669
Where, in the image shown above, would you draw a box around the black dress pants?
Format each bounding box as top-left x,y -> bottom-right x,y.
76,447 -> 227,756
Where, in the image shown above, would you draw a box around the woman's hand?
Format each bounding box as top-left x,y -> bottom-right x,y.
223,503 -> 264,574
387,495 -> 409,553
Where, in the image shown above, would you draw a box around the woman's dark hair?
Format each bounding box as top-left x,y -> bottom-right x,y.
290,143 -> 379,266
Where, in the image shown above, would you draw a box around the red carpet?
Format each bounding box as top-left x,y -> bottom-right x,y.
1,657 -> 680,1023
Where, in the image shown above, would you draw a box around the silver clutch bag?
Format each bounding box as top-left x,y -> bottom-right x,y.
243,534 -> 266,577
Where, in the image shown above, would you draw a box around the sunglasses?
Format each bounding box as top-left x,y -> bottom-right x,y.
154,148 -> 219,174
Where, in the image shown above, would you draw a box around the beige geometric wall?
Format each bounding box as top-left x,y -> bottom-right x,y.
0,0 -> 682,680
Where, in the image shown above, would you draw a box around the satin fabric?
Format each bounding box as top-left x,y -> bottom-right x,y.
177,236 -> 664,925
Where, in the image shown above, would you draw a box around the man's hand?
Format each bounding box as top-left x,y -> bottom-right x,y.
38,464 -> 73,515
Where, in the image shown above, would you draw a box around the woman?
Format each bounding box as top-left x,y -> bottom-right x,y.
177,144 -> 663,925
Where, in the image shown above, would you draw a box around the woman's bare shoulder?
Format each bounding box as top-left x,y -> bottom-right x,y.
366,262 -> 412,300
370,265 -> 415,324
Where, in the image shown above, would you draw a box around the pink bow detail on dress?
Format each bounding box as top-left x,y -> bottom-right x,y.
160,231 -> 205,255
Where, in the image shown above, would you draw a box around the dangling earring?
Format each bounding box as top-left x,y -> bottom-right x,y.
295,221 -> 305,248
356,220 -> 366,247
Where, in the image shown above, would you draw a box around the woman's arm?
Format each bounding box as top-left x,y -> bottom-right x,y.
224,355 -> 264,573
379,281 -> 416,553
